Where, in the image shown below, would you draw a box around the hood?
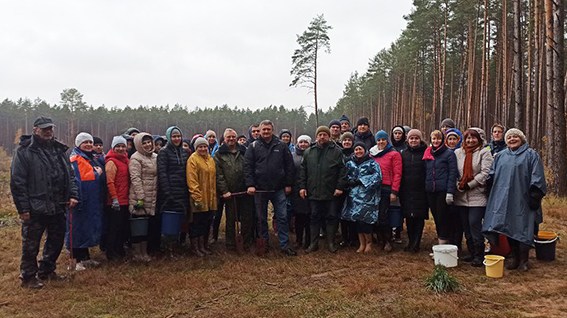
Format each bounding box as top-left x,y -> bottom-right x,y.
217,143 -> 246,155
105,148 -> 129,164
279,129 -> 292,140
391,125 -> 407,147
444,128 -> 463,149
165,126 -> 183,144
134,132 -> 154,156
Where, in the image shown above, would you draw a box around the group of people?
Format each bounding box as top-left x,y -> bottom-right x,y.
11,115 -> 547,289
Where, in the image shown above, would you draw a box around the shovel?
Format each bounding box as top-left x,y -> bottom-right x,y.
68,206 -> 76,279
230,195 -> 245,255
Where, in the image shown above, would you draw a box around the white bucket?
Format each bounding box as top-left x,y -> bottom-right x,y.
432,244 -> 459,268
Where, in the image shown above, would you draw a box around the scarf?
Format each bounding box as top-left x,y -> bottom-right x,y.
458,145 -> 478,189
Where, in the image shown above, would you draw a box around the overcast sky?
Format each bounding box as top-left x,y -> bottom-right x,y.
1,0 -> 413,112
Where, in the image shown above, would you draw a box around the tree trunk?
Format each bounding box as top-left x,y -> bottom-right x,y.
513,0 -> 524,130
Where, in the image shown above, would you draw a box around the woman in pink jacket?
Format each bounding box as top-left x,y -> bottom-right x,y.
369,130 -> 402,252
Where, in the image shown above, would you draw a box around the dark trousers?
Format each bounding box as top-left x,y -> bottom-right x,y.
190,211 -> 213,238
341,220 -> 358,243
72,248 -> 90,262
406,217 -> 425,251
105,205 -> 129,260
295,214 -> 311,246
455,206 -> 485,257
427,192 -> 455,241
309,200 -> 339,226
375,188 -> 391,233
20,213 -> 66,280
212,199 -> 225,241
224,196 -> 254,247
147,214 -> 162,253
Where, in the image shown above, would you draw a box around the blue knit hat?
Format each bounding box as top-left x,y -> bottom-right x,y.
375,130 -> 389,142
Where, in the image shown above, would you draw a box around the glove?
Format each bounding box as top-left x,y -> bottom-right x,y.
111,198 -> 120,211
194,201 -> 203,209
348,179 -> 362,187
445,193 -> 454,205
528,186 -> 545,210
134,200 -> 144,210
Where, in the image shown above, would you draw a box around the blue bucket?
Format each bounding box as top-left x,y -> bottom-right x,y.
130,217 -> 149,237
161,211 -> 184,236
388,206 -> 403,227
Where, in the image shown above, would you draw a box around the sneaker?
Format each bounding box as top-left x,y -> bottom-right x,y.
73,262 -> 87,271
281,247 -> 297,256
21,277 -> 44,289
81,259 -> 101,268
394,238 -> 403,244
38,272 -> 66,281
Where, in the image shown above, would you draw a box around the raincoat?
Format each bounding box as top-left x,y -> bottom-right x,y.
482,143 -> 547,247
341,155 -> 382,224
187,152 -> 217,213
67,148 -> 104,248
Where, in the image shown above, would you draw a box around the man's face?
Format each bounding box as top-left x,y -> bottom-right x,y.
357,124 -> 368,134
493,127 -> 504,141
251,126 -> 260,139
93,143 -> 103,154
316,132 -> 330,145
237,137 -> 247,145
341,122 -> 350,132
260,124 -> 273,139
34,126 -> 54,141
225,132 -> 237,147
330,125 -> 341,138
207,135 -> 216,145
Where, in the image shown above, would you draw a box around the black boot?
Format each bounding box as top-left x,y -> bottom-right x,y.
305,225 -> 320,253
21,277 -> 43,289
506,244 -> 520,270
326,222 -> 338,253
471,243 -> 485,267
518,244 -> 530,272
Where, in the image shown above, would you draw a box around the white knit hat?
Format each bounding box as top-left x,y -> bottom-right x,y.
111,135 -> 127,149
205,130 -> 216,139
75,132 -> 93,147
193,137 -> 208,149
505,128 -> 527,144
297,135 -> 312,144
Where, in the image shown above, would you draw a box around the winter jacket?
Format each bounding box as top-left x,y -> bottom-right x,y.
105,149 -> 129,206
11,135 -> 78,216
298,141 -> 347,201
214,144 -> 247,195
487,140 -> 507,156
369,145 -> 402,195
187,152 -> 217,213
423,145 -> 458,194
209,142 -> 219,157
341,154 -> 382,224
482,143 -> 547,247
243,136 -> 295,191
68,147 -> 104,248
391,125 -> 407,152
454,146 -> 493,207
354,130 -> 376,150
129,133 -> 158,216
157,126 -> 190,213
399,142 -> 429,219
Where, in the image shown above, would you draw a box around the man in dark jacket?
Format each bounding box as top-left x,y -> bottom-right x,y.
354,117 -> 376,150
329,120 -> 342,146
339,114 -> 351,133
245,124 -> 260,147
244,120 -> 297,256
215,128 -> 254,250
11,116 -> 79,289
299,126 -> 347,253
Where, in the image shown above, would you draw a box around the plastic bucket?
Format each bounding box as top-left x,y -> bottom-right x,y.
161,211 -> 184,236
130,217 -> 149,237
432,244 -> 459,268
489,234 -> 510,256
535,231 -> 559,261
483,255 -> 505,278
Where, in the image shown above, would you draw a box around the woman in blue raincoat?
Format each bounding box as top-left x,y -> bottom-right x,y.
341,142 -> 382,254
68,132 -> 104,271
482,128 -> 546,272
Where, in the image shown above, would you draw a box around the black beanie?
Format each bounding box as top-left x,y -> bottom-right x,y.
340,114 -> 350,124
328,120 -> 341,128
353,141 -> 367,152
356,117 -> 370,127
279,129 -> 292,139
93,137 -> 103,145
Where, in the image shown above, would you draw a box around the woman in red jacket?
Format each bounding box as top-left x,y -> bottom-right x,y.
369,130 -> 402,252
104,136 -> 130,261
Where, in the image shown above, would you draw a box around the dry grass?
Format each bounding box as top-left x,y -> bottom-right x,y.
0,200 -> 565,318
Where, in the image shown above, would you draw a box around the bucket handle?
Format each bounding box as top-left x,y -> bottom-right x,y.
534,236 -> 559,244
483,258 -> 503,267
432,251 -> 459,260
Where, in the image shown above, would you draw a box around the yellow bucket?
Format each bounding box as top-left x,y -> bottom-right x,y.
483,255 -> 505,278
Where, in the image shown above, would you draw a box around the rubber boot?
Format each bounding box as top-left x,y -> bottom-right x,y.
190,238 -> 204,257
364,234 -> 373,253
383,232 -> 393,252
357,234 -> 366,253
326,221 -> 338,253
471,243 -> 485,267
506,245 -> 520,270
199,236 -> 212,255
305,225 -> 320,253
518,244 -> 530,272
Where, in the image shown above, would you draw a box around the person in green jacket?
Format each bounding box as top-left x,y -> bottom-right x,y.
214,128 -> 254,250
299,126 -> 347,253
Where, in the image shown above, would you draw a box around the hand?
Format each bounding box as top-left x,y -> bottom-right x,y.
445,193 -> 454,205
94,166 -> 103,175
20,212 -> 30,222
334,189 -> 343,197
112,198 -> 120,211
285,186 -> 292,195
390,193 -> 397,203
134,200 -> 144,209
300,189 -> 307,199
247,187 -> 256,195
68,199 -> 78,208
194,201 -> 203,209
348,179 -> 361,187
222,192 -> 232,199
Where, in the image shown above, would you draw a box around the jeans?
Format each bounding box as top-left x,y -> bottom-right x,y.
254,189 -> 290,250
455,206 -> 485,255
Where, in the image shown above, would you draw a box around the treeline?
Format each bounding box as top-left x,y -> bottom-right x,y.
334,0 -> 567,195
0,89 -> 344,154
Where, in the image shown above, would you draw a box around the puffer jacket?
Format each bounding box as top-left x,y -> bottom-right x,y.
423,145 -> 458,194
157,126 -> 190,213
354,130 -> 376,150
129,133 -> 158,216
454,146 -> 493,207
369,145 -> 402,195
298,141 -> 347,200
187,152 -> 217,213
243,135 -> 295,191
399,142 -> 428,219
214,143 -> 247,194
105,149 -> 129,206
10,134 -> 78,215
